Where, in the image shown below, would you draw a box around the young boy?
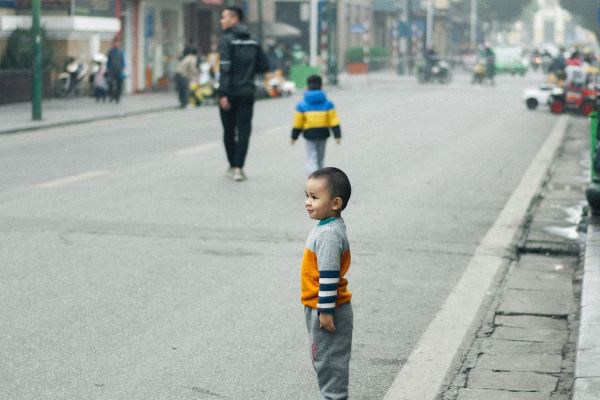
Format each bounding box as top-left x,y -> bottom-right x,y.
301,167 -> 353,399
291,75 -> 342,176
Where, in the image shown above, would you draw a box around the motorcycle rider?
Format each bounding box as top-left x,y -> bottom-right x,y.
548,48 -> 567,82
484,44 -> 496,85
424,47 -> 439,81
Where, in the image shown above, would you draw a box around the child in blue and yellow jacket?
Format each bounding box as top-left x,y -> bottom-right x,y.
290,75 -> 342,176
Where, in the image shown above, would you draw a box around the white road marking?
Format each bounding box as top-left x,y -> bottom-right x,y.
176,142 -> 219,156
383,115 -> 571,400
37,170 -> 110,188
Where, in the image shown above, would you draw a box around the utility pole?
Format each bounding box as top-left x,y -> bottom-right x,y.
326,0 -> 338,85
425,0 -> 434,49
399,0 -> 409,74
309,0 -> 318,66
257,0 -> 264,44
32,0 -> 42,121
470,0 -> 477,49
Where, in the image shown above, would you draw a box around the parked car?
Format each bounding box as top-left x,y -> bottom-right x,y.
495,47 -> 527,76
523,85 -> 552,110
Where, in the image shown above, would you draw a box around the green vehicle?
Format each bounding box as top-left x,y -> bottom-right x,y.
494,47 -> 527,76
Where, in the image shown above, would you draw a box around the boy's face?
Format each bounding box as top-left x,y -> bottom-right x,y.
305,177 -> 342,220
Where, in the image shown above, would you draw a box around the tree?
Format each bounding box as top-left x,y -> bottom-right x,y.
0,28 -> 54,69
559,0 -> 597,39
477,0 -> 534,25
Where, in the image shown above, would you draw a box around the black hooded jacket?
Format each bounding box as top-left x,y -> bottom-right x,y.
218,24 -> 270,97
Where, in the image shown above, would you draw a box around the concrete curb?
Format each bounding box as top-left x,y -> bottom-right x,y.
575,220 -> 600,399
384,116 -> 571,400
0,105 -> 179,135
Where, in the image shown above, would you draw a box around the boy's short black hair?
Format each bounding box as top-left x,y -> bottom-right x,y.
307,75 -> 322,90
224,6 -> 244,22
309,167 -> 351,210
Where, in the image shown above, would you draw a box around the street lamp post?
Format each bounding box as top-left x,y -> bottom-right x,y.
326,0 -> 338,85
257,0 -> 264,44
425,0 -> 433,49
470,0 -> 477,49
32,0 -> 42,121
310,0 -> 318,66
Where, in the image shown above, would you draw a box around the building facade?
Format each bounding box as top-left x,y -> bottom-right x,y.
0,0 -> 120,70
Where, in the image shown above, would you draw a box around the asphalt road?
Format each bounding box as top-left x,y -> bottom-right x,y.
0,73 -> 559,399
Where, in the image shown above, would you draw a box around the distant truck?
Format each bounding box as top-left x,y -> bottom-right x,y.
494,47 -> 528,76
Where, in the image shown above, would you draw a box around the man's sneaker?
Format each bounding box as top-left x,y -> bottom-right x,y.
226,167 -> 235,179
233,169 -> 247,182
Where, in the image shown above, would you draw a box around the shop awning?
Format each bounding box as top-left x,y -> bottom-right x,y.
248,21 -> 302,39
373,0 -> 400,13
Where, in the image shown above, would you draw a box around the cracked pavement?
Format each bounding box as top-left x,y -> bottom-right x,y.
442,117 -> 589,400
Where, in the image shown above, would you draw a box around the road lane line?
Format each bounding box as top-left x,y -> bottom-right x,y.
383,115 -> 571,400
176,142 -> 219,156
37,170 -> 110,188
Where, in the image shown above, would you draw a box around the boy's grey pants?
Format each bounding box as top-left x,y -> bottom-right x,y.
305,138 -> 327,176
304,302 -> 353,400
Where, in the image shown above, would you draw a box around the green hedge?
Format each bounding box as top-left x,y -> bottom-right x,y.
344,46 -> 389,70
0,28 -> 54,70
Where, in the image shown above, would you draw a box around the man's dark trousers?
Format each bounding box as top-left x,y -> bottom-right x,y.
219,95 -> 255,168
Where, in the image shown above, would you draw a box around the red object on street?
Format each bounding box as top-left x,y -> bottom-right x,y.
550,100 -> 565,114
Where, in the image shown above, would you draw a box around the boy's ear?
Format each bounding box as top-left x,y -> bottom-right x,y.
332,196 -> 343,211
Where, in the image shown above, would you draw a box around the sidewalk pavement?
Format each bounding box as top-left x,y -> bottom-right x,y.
443,115 -> 594,400
0,91 -> 180,135
0,70 -> 409,135
576,222 -> 600,395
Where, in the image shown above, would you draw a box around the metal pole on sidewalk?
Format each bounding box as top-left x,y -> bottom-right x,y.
32,0 -> 42,121
257,0 -> 264,45
470,0 -> 477,49
326,0 -> 338,85
425,0 -> 433,49
309,0 -> 318,66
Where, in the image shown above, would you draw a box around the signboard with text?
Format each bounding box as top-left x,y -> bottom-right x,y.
0,0 -> 16,8
14,0 -> 115,15
73,0 -> 115,17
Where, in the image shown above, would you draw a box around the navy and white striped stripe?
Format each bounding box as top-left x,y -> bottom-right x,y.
318,270 -> 339,313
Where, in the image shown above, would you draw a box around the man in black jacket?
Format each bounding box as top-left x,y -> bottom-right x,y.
219,6 -> 270,182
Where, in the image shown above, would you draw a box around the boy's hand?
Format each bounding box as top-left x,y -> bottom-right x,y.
335,139 -> 341,145
319,313 -> 336,332
290,138 -> 297,145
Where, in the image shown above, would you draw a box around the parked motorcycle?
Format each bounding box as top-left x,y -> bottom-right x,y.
189,63 -> 219,106
549,64 -> 596,116
417,60 -> 451,84
54,57 -> 88,97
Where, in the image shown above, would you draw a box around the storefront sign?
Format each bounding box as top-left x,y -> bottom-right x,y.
0,0 -> 16,8
73,0 -> 115,17
14,0 -> 71,12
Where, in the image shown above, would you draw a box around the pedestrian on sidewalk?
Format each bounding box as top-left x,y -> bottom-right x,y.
92,57 -> 108,103
175,46 -> 199,109
106,37 -> 126,104
301,167 -> 353,400
218,6 -> 270,182
290,75 -> 342,176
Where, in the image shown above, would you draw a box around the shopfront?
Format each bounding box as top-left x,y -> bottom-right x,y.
184,0 -> 222,57
135,0 -> 184,90
118,0 -> 228,93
